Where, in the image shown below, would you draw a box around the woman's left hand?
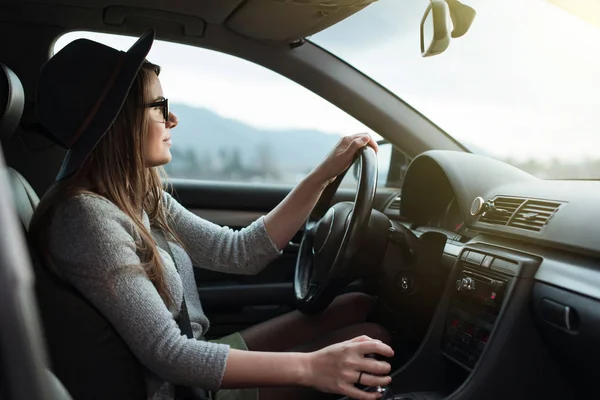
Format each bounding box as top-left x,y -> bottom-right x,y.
309,133 -> 379,187
263,133 -> 378,250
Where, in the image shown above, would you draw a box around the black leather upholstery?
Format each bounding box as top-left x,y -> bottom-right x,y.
8,167 -> 39,228
35,261 -> 147,400
1,63 -> 38,229
0,63 -> 24,141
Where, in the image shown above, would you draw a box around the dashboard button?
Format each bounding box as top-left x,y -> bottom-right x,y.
464,322 -> 475,336
481,255 -> 494,268
466,251 -> 485,265
491,258 -> 518,275
479,330 -> 490,343
467,355 -> 476,366
460,250 -> 470,261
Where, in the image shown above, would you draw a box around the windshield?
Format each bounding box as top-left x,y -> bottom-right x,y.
312,0 -> 600,179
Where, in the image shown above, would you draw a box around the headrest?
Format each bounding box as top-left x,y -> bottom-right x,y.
0,64 -> 25,141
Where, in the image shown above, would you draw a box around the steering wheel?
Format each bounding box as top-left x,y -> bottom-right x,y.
294,146 -> 378,314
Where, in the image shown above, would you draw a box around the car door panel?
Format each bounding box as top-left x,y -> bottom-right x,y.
170,179 -> 396,212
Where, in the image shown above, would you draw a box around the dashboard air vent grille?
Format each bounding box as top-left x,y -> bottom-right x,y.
388,196 -> 401,211
479,197 -> 525,226
508,200 -> 562,232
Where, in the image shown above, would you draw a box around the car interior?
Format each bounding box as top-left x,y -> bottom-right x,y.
1,0 -> 599,399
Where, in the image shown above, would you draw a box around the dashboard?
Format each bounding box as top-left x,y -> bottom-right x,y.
400,150 -> 600,256
426,196 -> 465,233
385,150 -> 600,397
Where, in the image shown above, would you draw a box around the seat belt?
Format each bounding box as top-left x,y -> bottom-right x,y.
154,229 -> 212,400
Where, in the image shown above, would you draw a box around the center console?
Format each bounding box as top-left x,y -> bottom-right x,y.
346,242 -> 573,400
441,250 -> 512,369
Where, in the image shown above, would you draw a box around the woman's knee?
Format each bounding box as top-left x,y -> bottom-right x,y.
319,322 -> 392,348
358,322 -> 392,345
329,292 -> 375,321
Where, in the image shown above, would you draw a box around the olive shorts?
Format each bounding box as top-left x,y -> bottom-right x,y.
210,332 -> 259,400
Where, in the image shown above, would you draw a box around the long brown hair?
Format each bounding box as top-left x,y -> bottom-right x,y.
30,61 -> 178,308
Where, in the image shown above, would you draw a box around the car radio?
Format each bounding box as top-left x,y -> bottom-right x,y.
441,254 -> 510,370
455,269 -> 506,312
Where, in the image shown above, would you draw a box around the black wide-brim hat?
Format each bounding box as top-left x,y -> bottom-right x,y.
36,29 -> 155,181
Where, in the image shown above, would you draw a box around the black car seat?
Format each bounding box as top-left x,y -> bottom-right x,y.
0,64 -> 38,228
1,63 -> 71,400
0,63 -> 146,400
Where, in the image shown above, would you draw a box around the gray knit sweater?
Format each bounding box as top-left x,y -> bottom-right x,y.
48,192 -> 281,399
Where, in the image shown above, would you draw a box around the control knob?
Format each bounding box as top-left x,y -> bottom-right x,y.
456,276 -> 476,291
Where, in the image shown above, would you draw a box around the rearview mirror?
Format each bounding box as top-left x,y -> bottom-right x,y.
420,0 -> 476,57
446,0 -> 476,38
420,0 -> 451,57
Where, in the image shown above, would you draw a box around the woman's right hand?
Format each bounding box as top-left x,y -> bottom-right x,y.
302,335 -> 394,400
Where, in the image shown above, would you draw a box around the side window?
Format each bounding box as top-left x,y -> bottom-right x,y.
54,32 -> 401,187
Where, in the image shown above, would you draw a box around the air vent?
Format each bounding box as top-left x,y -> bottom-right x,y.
388,196 -> 401,211
479,197 -> 525,226
508,200 -> 562,232
384,196 -> 401,216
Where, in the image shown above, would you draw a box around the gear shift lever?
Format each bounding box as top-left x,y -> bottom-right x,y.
361,353 -> 391,398
354,355 -> 440,400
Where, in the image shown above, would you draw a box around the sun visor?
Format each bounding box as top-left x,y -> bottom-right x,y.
227,0 -> 378,42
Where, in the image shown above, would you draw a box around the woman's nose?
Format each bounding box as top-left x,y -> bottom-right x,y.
167,111 -> 178,129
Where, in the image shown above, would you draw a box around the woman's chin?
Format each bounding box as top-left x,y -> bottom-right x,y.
159,154 -> 172,166
146,152 -> 172,168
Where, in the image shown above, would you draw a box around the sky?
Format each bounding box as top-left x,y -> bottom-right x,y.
313,0 -> 600,161
54,0 -> 600,162
54,31 -> 375,138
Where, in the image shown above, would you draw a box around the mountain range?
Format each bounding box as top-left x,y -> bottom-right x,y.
166,103 -> 341,178
165,102 -> 600,182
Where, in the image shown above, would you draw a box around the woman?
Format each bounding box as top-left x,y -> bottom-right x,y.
30,30 -> 393,400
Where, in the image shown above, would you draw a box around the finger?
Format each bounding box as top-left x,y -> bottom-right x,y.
357,358 -> 392,376
358,134 -> 378,153
347,136 -> 370,154
349,335 -> 375,343
353,133 -> 375,147
338,135 -> 363,154
357,372 -> 392,388
354,340 -> 395,358
347,132 -> 369,141
367,137 -> 379,153
339,383 -> 382,400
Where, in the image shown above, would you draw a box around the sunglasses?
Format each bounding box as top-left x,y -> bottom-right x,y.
145,97 -> 169,123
